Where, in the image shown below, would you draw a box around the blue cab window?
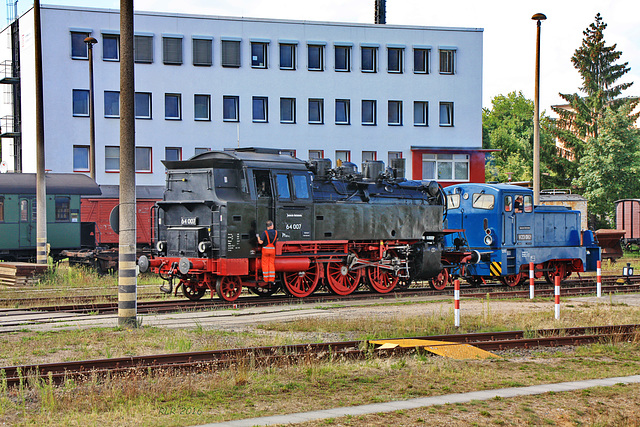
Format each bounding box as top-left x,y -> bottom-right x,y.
276,174 -> 291,199
292,174 -> 310,199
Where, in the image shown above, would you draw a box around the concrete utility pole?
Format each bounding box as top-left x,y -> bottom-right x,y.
84,36 -> 98,180
34,0 -> 47,265
118,0 -> 137,327
532,13 -> 546,205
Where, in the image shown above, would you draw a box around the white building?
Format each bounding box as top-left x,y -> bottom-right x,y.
0,4 -> 484,187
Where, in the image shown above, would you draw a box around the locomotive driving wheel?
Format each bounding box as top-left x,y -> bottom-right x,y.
326,261 -> 362,295
216,276 -> 243,301
367,266 -> 399,293
282,263 -> 320,297
544,261 -> 567,284
500,272 -> 523,287
429,267 -> 449,291
181,279 -> 207,301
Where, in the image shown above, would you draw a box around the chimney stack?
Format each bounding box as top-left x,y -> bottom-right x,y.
375,0 -> 386,24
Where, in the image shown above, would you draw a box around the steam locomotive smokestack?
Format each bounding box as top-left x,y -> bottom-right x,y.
375,0 -> 386,24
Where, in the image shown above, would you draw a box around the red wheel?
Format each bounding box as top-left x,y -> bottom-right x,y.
544,261 -> 567,284
429,268 -> 449,291
500,272 -> 523,287
216,276 -> 242,301
283,263 -> 320,297
181,279 -> 206,301
367,266 -> 399,293
326,261 -> 362,295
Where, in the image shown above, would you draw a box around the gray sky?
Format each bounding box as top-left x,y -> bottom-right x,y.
6,1 -> 640,115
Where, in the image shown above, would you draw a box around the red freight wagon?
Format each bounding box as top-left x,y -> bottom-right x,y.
81,185 -> 163,247
615,199 -> 640,246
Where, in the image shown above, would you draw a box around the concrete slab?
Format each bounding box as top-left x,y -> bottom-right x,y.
200,375 -> 640,427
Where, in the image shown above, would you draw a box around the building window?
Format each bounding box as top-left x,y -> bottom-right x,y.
388,151 -> 402,165
336,150 -> 350,165
194,94 -> 210,121
335,45 -> 350,72
439,102 -> 454,126
279,43 -> 296,70
362,151 -> 376,162
414,48 -> 429,73
439,49 -> 456,74
72,89 -> 89,116
307,44 -> 324,71
165,147 -> 181,161
221,40 -> 241,67
165,93 -> 181,120
422,153 -> 469,181
134,35 -> 153,63
335,99 -> 350,124
388,47 -> 403,73
135,92 -> 152,119
136,147 -> 152,172
195,148 -> 210,155
388,100 -> 402,125
192,38 -> 212,66
71,31 -> 89,59
361,46 -> 377,72
105,146 -> 120,172
104,91 -> 119,118
73,145 -> 90,171
102,34 -> 119,61
252,96 -> 268,122
308,98 -> 324,124
55,197 -> 70,222
223,96 -> 239,121
308,150 -> 324,159
163,36 -> 183,65
414,101 -> 428,126
0,197 -> 4,222
280,98 -> 296,123
251,42 -> 267,68
362,100 -> 376,125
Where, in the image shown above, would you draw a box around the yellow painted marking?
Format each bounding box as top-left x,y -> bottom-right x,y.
118,308 -> 137,317
370,338 -> 499,360
490,261 -> 502,276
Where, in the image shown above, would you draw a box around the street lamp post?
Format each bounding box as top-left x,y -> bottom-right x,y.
84,36 -> 98,180
532,13 -> 546,205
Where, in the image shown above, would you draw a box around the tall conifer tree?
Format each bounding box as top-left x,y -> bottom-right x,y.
552,13 -> 637,162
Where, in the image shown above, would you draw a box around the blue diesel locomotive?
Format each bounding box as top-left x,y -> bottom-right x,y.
441,183 -> 600,287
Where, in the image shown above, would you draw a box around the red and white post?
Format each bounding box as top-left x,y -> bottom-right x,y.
529,262 -> 535,299
596,260 -> 602,298
554,275 -> 561,320
454,279 -> 460,327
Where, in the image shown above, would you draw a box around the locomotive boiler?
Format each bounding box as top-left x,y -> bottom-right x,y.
139,148 -> 447,301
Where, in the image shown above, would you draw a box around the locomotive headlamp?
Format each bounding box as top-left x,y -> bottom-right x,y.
484,228 -> 494,246
156,240 -> 166,253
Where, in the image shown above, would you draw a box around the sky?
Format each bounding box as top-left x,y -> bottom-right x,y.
4,0 -> 640,116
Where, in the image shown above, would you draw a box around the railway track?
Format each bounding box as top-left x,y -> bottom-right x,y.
2,324 -> 638,388
7,275 -> 640,316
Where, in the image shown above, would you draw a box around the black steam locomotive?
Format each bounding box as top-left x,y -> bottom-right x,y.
139,148 -> 448,301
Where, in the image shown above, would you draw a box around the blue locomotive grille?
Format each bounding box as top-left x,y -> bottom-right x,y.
490,262 -> 502,276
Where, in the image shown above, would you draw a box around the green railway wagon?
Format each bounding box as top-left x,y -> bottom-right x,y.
0,173 -> 101,261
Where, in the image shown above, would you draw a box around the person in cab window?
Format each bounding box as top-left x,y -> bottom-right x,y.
257,220 -> 278,283
514,195 -> 523,213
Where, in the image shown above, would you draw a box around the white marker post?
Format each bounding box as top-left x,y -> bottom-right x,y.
554,275 -> 561,320
529,262 -> 535,299
454,279 -> 460,327
596,260 -> 602,298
